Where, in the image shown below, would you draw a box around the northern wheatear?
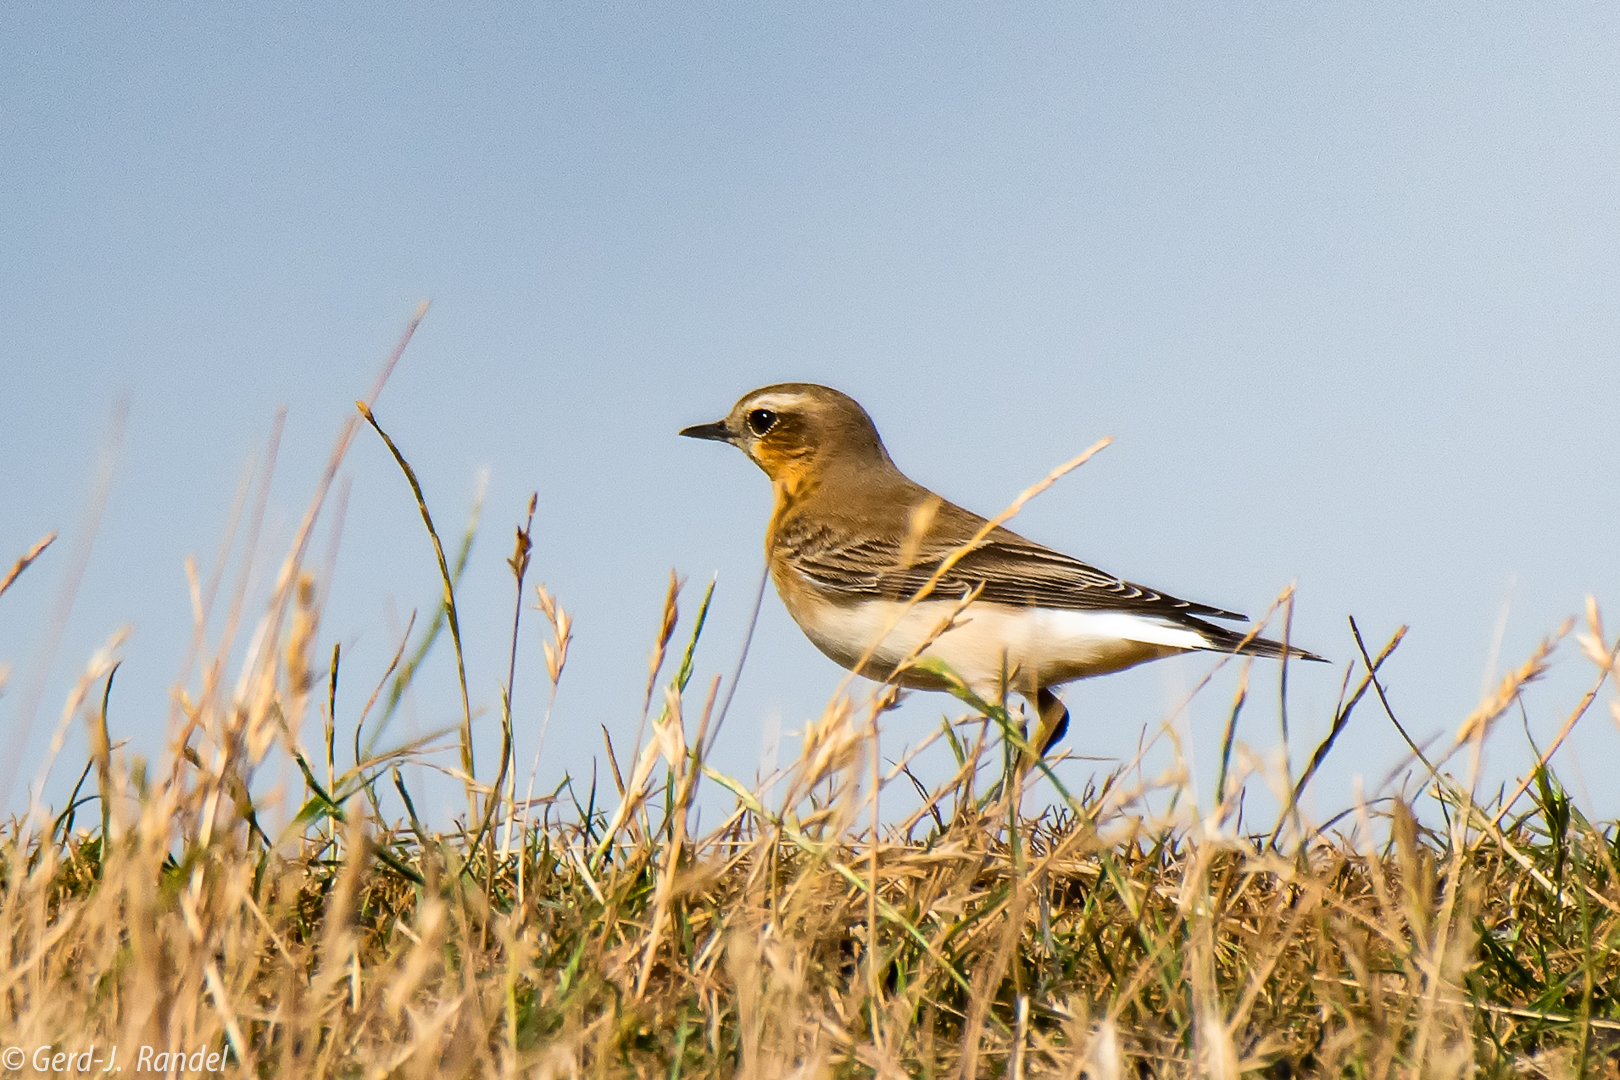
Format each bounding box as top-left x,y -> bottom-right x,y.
681,383 -> 1323,753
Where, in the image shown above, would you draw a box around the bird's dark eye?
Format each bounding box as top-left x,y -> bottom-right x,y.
746,408 -> 778,436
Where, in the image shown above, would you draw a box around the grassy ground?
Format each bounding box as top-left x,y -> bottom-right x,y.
2,349 -> 1617,1076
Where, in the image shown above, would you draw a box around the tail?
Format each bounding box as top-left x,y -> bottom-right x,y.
1193,619 -> 1328,663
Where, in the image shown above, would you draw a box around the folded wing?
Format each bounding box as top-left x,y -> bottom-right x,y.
777,510 -> 1243,622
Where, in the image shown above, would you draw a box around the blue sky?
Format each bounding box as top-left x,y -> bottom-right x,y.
3,4 -> 1618,828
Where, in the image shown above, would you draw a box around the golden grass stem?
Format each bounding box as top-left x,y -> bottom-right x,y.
0,531 -> 56,602
1,400 -> 125,807
1490,637 -> 1620,831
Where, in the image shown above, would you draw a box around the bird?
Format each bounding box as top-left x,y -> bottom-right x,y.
680,383 -> 1324,754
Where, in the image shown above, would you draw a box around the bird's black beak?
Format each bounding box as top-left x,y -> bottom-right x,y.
679,420 -> 734,444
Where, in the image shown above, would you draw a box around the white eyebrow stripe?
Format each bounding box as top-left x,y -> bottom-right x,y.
745,393 -> 810,413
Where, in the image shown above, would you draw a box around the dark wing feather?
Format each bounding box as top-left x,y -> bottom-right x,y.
776,517 -> 1247,623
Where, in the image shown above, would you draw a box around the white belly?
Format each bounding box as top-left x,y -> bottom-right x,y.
794,597 -> 1212,694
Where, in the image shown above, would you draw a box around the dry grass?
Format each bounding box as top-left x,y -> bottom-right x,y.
4,327 -> 1619,1077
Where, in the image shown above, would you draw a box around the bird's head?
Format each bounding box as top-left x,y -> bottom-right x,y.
680,383 -> 893,488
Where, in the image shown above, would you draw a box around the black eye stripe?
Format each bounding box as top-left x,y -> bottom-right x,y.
747,408 -> 778,436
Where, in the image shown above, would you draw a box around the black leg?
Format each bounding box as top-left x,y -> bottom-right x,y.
1034,687 -> 1069,754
